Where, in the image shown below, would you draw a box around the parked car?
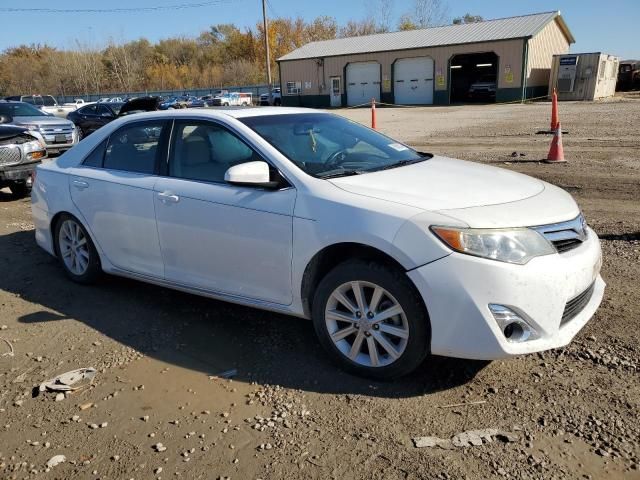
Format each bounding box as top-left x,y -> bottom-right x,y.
260,87 -> 281,106
63,99 -> 87,109
31,107 -> 604,379
158,97 -> 184,110
468,75 -> 497,100
181,96 -> 205,108
202,90 -> 229,106
209,92 -> 252,106
0,117 -> 46,197
67,97 -> 160,139
0,101 -> 78,154
4,95 -> 77,118
617,60 -> 640,91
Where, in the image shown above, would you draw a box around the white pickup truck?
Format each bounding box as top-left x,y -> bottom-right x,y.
3,95 -> 85,118
208,92 -> 252,107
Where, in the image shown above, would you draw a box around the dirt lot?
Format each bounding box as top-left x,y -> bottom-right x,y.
1,94 -> 639,480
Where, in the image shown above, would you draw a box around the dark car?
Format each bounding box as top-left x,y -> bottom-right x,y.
468,75 -> 497,101
0,116 -> 47,197
617,61 -> 640,91
158,96 -> 182,110
67,97 -> 160,138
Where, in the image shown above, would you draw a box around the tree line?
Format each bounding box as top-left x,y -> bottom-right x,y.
0,0 -> 482,97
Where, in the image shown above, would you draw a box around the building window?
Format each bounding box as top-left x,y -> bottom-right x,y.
286,81 -> 301,95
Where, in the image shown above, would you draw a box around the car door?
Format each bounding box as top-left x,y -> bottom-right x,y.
76,105 -> 99,133
95,104 -> 115,131
153,119 -> 296,305
69,119 -> 170,278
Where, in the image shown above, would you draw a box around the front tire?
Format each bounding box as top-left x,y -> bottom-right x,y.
311,260 -> 430,380
53,214 -> 101,284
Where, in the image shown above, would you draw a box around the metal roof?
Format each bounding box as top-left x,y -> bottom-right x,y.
278,11 -> 574,62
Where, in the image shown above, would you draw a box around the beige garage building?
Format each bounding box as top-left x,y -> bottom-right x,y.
277,11 -> 575,107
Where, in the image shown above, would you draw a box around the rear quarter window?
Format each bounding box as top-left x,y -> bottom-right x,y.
82,140 -> 107,168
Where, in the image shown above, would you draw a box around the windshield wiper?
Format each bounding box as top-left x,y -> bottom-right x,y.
369,158 -> 426,172
318,169 -> 365,179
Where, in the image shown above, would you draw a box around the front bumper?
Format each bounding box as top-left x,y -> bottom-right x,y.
408,226 -> 604,360
0,161 -> 40,181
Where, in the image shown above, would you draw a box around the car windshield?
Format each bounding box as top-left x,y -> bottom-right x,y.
240,113 -> 428,178
0,102 -> 47,117
108,103 -> 123,115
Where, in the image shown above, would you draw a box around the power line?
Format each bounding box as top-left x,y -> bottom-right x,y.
0,0 -> 233,14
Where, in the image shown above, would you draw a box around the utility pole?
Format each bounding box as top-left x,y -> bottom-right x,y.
262,0 -> 273,104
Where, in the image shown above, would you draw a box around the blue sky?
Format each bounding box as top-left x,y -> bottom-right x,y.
1,0 -> 638,59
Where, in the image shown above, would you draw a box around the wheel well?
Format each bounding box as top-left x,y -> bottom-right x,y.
301,243 -> 407,318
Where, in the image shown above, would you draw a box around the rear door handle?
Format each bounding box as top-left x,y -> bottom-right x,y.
72,179 -> 89,190
157,191 -> 180,203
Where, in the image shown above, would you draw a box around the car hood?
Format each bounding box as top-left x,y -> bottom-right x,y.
0,124 -> 28,140
118,97 -> 160,116
329,156 -> 545,211
12,116 -> 75,127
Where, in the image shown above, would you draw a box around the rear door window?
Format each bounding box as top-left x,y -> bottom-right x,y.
42,96 -> 57,106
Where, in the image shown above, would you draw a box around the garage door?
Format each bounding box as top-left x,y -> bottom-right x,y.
346,62 -> 381,106
394,57 -> 434,105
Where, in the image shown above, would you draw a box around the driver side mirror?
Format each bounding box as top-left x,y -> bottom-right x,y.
224,161 -> 281,189
0,114 -> 13,124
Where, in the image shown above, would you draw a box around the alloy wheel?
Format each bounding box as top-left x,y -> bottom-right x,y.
325,281 -> 409,368
58,219 -> 90,276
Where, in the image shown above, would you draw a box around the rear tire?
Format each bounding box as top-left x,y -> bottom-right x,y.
311,260 -> 430,380
53,214 -> 101,284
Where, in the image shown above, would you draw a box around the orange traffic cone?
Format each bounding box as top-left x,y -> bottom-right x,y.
371,98 -> 377,130
545,121 -> 566,163
550,88 -> 559,132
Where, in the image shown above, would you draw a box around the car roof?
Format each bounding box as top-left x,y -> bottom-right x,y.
106,106 -> 327,122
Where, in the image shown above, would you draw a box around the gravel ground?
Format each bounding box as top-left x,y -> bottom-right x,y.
0,93 -> 639,480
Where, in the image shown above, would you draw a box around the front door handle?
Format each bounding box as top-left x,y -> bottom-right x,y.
72,179 -> 89,190
157,191 -> 180,203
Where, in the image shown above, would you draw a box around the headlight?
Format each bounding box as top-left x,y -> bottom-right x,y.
23,124 -> 40,131
23,140 -> 46,159
431,226 -> 555,265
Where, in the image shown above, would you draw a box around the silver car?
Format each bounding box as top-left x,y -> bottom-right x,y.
0,101 -> 78,154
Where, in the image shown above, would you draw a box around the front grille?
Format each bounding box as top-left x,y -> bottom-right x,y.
533,215 -> 588,254
39,125 -> 74,135
561,282 -> 595,326
552,238 -> 584,253
0,146 -> 22,166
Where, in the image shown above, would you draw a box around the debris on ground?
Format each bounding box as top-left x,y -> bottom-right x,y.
439,400 -> 487,408
413,428 -> 520,449
46,455 -> 66,468
1,337 -> 14,357
39,367 -> 97,393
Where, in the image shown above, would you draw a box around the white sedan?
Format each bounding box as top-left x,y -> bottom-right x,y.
31,107 -> 605,379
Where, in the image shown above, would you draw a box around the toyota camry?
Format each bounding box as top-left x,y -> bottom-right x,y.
31,107 -> 604,379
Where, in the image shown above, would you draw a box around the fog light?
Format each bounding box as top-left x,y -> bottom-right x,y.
489,304 -> 538,343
